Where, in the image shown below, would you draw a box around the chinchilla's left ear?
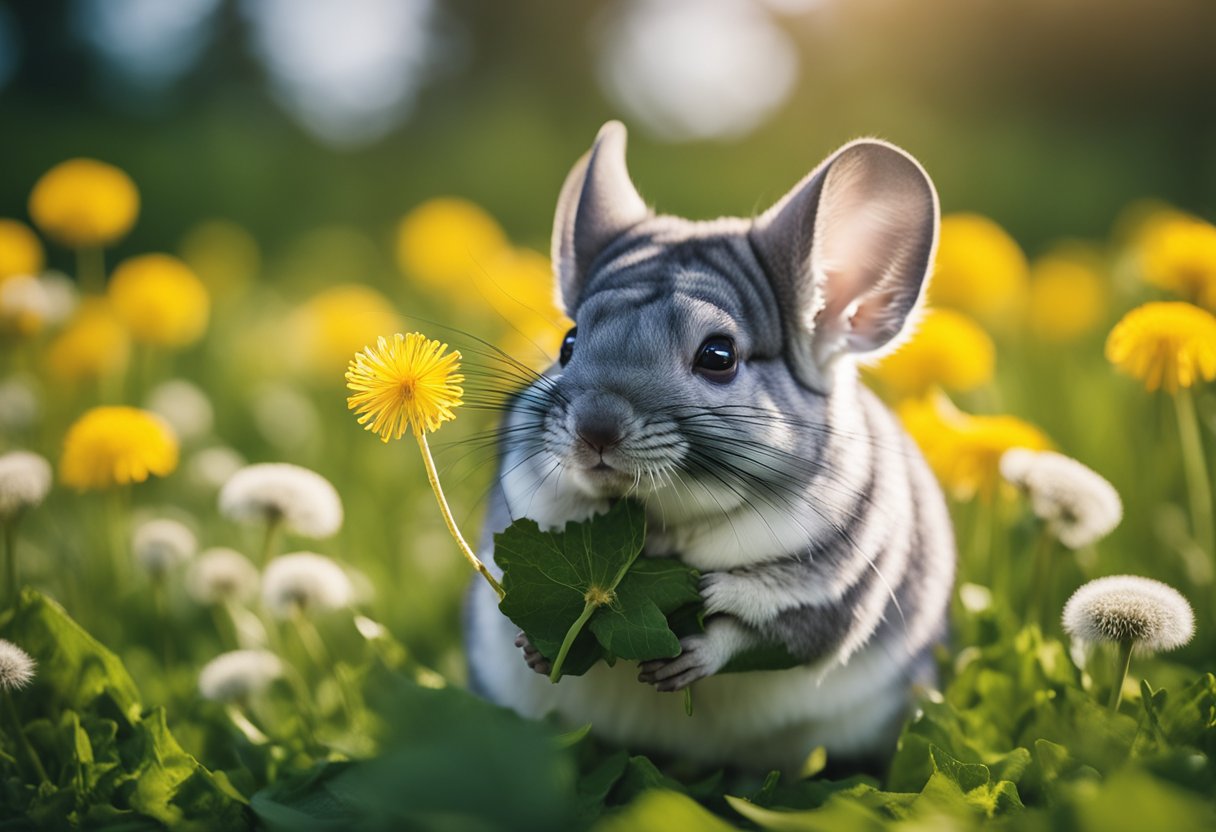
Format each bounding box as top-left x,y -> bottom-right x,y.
551,121 -> 651,317
750,139 -> 939,393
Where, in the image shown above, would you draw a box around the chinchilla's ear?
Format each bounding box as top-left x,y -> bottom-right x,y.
750,139 -> 939,392
552,121 -> 651,316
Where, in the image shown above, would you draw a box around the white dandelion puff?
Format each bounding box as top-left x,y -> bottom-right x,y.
1000,448 -> 1122,549
186,547 -> 260,605
0,639 -> 35,691
1062,575 -> 1194,654
219,463 -> 343,539
132,518 -> 198,577
146,379 -> 214,443
187,445 -> 246,492
261,551 -> 354,618
0,451 -> 53,519
198,649 -> 285,702
0,274 -> 52,333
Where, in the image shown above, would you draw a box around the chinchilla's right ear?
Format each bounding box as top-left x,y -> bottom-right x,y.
750,139 -> 939,393
551,121 -> 651,317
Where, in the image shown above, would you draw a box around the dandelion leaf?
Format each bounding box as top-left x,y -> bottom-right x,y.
495,500 -> 699,678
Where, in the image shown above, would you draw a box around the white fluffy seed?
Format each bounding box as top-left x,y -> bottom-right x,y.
1062,575 -> 1194,653
261,552 -> 354,618
132,518 -> 198,576
186,547 -> 260,605
0,639 -> 35,691
198,649 -> 284,702
218,463 -> 342,538
146,379 -> 215,442
0,450 -> 53,519
1000,448 -> 1122,549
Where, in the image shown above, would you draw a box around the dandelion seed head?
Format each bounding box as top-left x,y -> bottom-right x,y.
1062,575 -> 1194,653
0,274 -> 52,337
132,518 -> 197,576
187,446 -> 246,492
218,463 -> 342,538
1000,448 -> 1122,548
198,649 -> 284,702
0,639 -> 35,691
146,379 -> 214,442
0,450 -> 53,518
261,551 -> 354,618
186,547 -> 259,605
345,332 -> 464,441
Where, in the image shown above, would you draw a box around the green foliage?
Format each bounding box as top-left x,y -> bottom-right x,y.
496,501 -> 700,678
0,590 -> 248,829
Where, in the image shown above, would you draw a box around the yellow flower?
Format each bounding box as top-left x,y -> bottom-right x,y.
0,219 -> 45,280
290,284 -> 404,377
900,393 -> 1051,501
1136,211 -> 1216,309
395,198 -> 508,291
1026,245 -> 1108,342
60,406 -> 179,490
178,220 -> 261,299
107,254 -> 210,347
28,159 -> 139,248
346,333 -> 465,440
929,213 -> 1028,326
868,308 -> 994,398
1105,301 -> 1216,393
45,299 -> 131,381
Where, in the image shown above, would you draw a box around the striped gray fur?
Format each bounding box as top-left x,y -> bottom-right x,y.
465,122 -> 955,771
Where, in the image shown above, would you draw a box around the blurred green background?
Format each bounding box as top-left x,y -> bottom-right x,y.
2,0 -> 1215,266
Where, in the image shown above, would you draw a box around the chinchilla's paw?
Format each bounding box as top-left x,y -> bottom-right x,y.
514,631 -> 552,676
637,631 -> 727,692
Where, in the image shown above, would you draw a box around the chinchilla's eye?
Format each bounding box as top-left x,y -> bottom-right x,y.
559,326 -> 577,367
693,335 -> 737,383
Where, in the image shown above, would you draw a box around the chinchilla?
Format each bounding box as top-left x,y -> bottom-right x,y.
464,121 -> 955,772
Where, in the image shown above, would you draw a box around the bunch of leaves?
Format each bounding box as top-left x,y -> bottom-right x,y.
495,500 -> 701,680
0,589 -> 248,830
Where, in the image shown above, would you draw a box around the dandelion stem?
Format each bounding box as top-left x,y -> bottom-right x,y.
549,598 -> 598,683
3,689 -> 48,784
152,578 -> 174,668
290,604 -> 357,723
76,246 -> 105,295
104,488 -> 129,585
259,516 -> 283,566
415,432 -> 505,599
1109,638 -> 1134,711
225,703 -> 270,745
1027,525 -> 1057,631
3,519 -> 17,609
1173,387 -> 1214,557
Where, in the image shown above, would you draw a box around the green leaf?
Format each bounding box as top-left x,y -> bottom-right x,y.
913,745 -> 1024,818
726,792 -> 892,832
496,501 -> 699,679
596,790 -> 742,832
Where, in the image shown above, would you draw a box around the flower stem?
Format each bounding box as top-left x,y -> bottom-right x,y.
152,577 -> 174,668
1027,525 -> 1057,631
1173,387 -> 1214,557
259,516 -> 283,565
3,519 -> 17,609
224,703 -> 270,745
76,246 -> 105,295
549,598 -> 598,683
1109,638 -> 1134,711
290,604 -> 357,723
3,689 -> 48,784
415,432 -> 505,599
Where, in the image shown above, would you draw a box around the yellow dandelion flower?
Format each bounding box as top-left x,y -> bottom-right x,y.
0,219 -> 45,281
1027,245 -> 1108,342
929,213 -> 1029,327
290,284 -> 404,376
868,308 -> 994,398
28,158 -> 139,249
346,331 -> 502,599
900,393 -> 1051,502
108,253 -> 210,347
346,333 -> 464,440
395,198 -> 508,291
45,299 -> 131,381
179,220 -> 261,299
60,406 -> 179,491
1136,212 -> 1216,310
1105,302 -> 1216,393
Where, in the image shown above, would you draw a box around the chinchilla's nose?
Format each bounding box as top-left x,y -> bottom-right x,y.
572,392 -> 631,454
